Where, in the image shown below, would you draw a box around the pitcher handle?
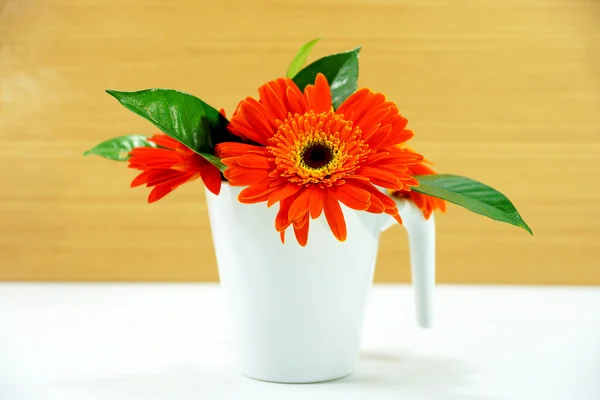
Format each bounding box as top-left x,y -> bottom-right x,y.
381,198 -> 436,328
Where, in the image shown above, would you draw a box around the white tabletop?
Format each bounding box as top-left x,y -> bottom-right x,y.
0,284 -> 599,400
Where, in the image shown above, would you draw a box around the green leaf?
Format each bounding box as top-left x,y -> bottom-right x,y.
199,152 -> 227,172
412,174 -> 533,234
83,135 -> 157,161
106,89 -> 227,155
292,46 -> 361,109
286,38 -> 321,78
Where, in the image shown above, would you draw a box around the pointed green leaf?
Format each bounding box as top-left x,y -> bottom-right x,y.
83,135 -> 157,161
105,89 -> 227,155
412,174 -> 533,234
199,152 -> 227,172
286,38 -> 321,78
292,47 -> 360,109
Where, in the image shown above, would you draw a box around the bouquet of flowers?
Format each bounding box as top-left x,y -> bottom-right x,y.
85,39 -> 531,245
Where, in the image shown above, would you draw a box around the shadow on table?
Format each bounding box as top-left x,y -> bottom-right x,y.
342,349 -> 497,399
62,349 -> 497,400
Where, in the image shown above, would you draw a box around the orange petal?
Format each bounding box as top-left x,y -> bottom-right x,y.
215,142 -> 270,158
333,189 -> 369,211
364,124 -> 393,149
285,86 -> 308,115
408,161 -> 437,175
147,173 -> 194,203
131,170 -> 153,188
314,73 -> 332,112
149,134 -> 182,149
199,160 -> 222,195
288,188 -> 312,221
258,81 -> 288,121
293,214 -> 310,247
275,197 -> 294,232
236,154 -> 273,169
267,182 -> 302,207
354,106 -> 393,135
335,88 -> 370,118
303,73 -> 332,114
221,157 -> 240,168
369,127 -> 413,150
323,195 -> 347,242
143,170 -> 182,187
240,101 -> 276,145
335,183 -> 370,203
366,194 -> 385,213
358,166 -> 401,186
224,167 -> 270,186
239,181 -> 278,203
280,230 -> 286,244
148,184 -> 175,203
351,181 -> 397,211
332,184 -> 370,211
309,186 -> 324,219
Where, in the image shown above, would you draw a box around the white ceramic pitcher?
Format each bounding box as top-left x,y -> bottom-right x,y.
206,183 -> 435,383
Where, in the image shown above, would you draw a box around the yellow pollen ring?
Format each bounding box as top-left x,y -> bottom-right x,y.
268,110 -> 369,185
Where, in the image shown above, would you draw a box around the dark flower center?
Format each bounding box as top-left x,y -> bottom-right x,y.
302,143 -> 333,169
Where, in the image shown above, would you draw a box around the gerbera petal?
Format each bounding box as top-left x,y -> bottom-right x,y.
358,166 -> 401,186
370,127 -> 413,150
275,197 -> 294,232
364,124 -> 393,149
304,73 -> 331,114
258,80 -> 288,121
285,86 -> 309,115
354,106 -> 393,135
130,170 -> 154,188
309,186 -> 324,219
406,161 -> 437,175
332,186 -> 370,211
335,88 -> 370,118
267,182 -> 303,207
147,173 -> 196,203
334,183 -> 370,203
366,194 -> 385,213
373,151 -> 423,165
143,169 -> 184,187
148,184 -> 176,203
323,195 -> 347,242
288,187 -> 313,221
199,160 -> 222,195
350,181 -> 398,211
149,134 -> 182,149
293,214 -> 310,247
239,181 -> 278,203
215,142 -> 270,158
350,92 -> 388,130
239,101 -> 276,145
224,167 -> 270,186
236,154 -> 274,169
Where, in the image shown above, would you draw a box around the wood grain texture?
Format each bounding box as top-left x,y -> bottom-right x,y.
1,0 -> 599,283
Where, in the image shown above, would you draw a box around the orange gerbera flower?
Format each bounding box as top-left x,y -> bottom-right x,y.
216,73 -> 423,245
128,134 -> 221,202
392,152 -> 446,219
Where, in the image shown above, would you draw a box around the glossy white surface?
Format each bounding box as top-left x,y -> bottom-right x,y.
205,184 -> 436,382
1,284 -> 599,400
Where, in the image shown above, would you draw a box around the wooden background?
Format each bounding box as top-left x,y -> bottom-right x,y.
1,0 -> 599,284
